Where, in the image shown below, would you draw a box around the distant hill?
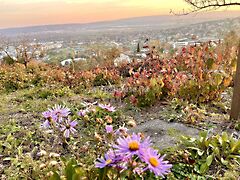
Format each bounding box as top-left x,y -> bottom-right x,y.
0,11 -> 239,38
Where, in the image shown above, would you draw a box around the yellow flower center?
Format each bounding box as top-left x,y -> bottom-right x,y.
149,157 -> 159,167
66,124 -> 70,129
106,159 -> 112,165
128,141 -> 139,151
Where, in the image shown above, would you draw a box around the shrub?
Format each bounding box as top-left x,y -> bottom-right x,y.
169,131 -> 240,178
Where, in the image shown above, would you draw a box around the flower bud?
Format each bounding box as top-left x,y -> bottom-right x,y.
105,116 -> 113,124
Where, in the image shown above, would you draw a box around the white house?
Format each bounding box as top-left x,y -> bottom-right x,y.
114,53 -> 131,67
60,59 -> 72,66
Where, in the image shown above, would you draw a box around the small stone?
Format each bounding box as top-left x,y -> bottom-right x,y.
127,120 -> 137,127
49,152 -> 60,158
39,164 -> 46,169
37,150 -> 47,156
94,132 -> 102,142
49,161 -> 58,166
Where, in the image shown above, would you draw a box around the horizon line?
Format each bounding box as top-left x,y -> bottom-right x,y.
0,10 -> 240,31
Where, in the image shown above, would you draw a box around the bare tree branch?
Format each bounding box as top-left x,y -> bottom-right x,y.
0,38 -> 42,68
171,0 -> 240,15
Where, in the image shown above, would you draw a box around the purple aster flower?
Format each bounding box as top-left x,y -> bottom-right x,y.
78,109 -> 89,117
141,148 -> 172,177
98,103 -> 107,109
50,105 -> 71,120
42,111 -> 53,119
81,101 -> 97,107
60,119 -> 78,138
114,133 -> 151,158
96,149 -> 117,168
98,103 -> 116,112
41,120 -> 51,129
106,106 -> 116,112
41,110 -> 57,128
133,166 -> 144,175
115,126 -> 128,136
105,125 -> 113,133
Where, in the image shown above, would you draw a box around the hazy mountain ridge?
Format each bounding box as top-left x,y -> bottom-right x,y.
0,11 -> 239,37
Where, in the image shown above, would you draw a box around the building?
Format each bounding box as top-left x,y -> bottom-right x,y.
114,53 -> 131,67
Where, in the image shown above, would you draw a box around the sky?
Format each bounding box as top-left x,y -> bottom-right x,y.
0,0 -> 240,29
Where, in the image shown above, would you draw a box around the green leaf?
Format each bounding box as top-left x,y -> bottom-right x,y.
199,131 -> 207,141
222,132 -> 228,142
74,165 -> 86,178
150,78 -> 158,87
197,150 -> 205,156
231,141 -> 240,153
6,133 -> 14,142
214,73 -> 223,86
227,155 -> 240,160
72,173 -> 81,180
65,159 -> 75,180
217,135 -> 223,145
17,146 -> 23,156
221,158 -> 228,166
2,142 -> 11,149
49,172 -> 61,180
206,58 -> 214,69
188,147 -> 201,151
206,155 -> 213,166
98,167 -> 108,180
3,157 -> 11,161
60,156 -> 67,163
213,147 -> 220,155
200,162 -> 208,174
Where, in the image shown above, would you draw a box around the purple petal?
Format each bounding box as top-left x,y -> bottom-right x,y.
60,126 -> 66,132
105,125 -> 113,133
64,129 -> 70,138
70,120 -> 78,127
70,127 -> 77,134
41,120 -> 50,128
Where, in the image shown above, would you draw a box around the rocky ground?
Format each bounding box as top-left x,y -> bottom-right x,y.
0,87 -> 239,152
132,118 -> 199,149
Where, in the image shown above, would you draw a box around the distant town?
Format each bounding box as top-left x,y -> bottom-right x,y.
1,14 -> 240,66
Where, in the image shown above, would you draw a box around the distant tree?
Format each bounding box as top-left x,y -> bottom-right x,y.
2,56 -> 15,65
16,40 -> 42,68
137,42 -> 140,53
104,47 -> 121,66
0,39 -> 42,68
224,30 -> 239,47
0,38 -> 17,65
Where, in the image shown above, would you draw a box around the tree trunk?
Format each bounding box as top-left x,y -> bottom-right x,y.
23,50 -> 28,69
230,43 -> 240,120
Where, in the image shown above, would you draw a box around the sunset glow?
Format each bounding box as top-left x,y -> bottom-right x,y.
0,0 -> 240,28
